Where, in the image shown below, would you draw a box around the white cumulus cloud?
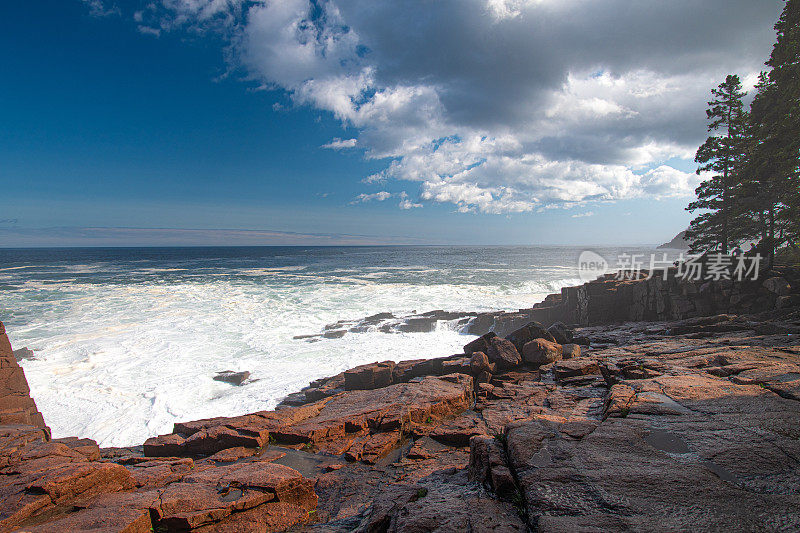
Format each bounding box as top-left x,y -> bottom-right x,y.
119,0 -> 782,213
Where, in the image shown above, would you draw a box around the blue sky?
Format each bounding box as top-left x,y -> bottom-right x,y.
0,0 -> 783,246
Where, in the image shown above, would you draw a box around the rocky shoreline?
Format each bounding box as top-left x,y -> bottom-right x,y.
295,266 -> 800,343
1,270 -> 800,532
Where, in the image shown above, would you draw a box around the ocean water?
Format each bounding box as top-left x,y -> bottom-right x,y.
0,246 -> 671,447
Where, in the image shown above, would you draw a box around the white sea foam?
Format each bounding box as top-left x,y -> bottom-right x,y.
0,243 -> 652,449
4,276 -> 578,448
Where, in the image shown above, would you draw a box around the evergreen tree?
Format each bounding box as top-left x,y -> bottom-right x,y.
738,0 -> 800,264
766,0 -> 800,181
767,0 -> 800,254
686,75 -> 748,254
739,74 -> 784,261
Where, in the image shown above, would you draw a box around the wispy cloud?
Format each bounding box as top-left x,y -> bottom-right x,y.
81,0 -> 120,18
351,191 -> 422,210
571,211 -> 595,218
137,26 -> 161,37
352,191 -> 393,204
321,138 -> 358,150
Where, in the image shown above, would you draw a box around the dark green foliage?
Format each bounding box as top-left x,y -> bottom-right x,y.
740,1 -> 800,264
687,1 -> 800,261
737,74 -> 787,261
686,75 -> 748,254
775,245 -> 800,266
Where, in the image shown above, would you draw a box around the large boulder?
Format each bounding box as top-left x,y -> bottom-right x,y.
485,337 -> 522,370
469,351 -> 495,375
464,332 -> 497,355
302,373 -> 346,402
144,425 -> 270,457
522,339 -> 562,366
465,330 -> 525,370
547,322 -> 573,344
505,322 -> 556,353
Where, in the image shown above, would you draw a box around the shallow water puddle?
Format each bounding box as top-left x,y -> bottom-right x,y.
271,447 -> 336,478
644,428 -> 690,454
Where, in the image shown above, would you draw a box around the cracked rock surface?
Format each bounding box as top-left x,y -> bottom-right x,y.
2,296 -> 800,531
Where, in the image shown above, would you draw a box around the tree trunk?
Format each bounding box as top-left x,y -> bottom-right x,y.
721,104 -> 732,254
768,205 -> 776,269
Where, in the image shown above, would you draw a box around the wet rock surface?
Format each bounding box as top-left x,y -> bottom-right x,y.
213,370 -> 251,386
294,310 -> 479,341
10,348 -> 34,362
